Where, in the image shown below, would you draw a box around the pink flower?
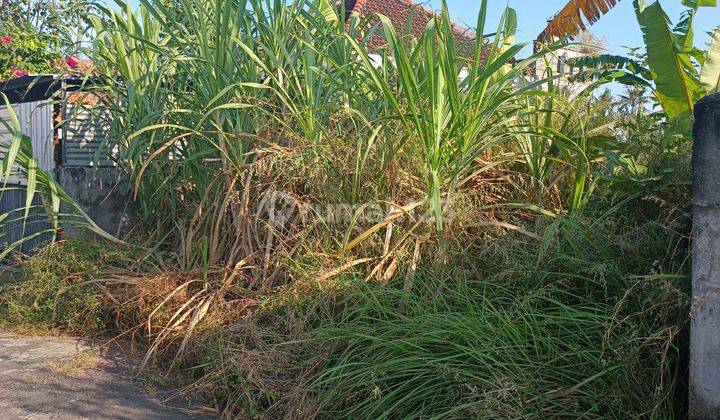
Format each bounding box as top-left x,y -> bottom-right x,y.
66,56 -> 79,68
10,67 -> 28,78
1,0 -> 8,8
0,36 -> 12,45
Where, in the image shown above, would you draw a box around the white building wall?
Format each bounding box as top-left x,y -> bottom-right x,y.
531,46 -> 595,96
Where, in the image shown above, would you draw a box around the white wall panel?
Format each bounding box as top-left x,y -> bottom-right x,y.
18,100 -> 54,172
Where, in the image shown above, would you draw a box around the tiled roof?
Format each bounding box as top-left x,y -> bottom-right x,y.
344,0 -> 485,62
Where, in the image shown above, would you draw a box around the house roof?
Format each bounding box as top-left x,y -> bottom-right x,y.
0,75 -> 62,104
1,58 -> 95,102
344,0 -> 482,60
0,75 -> 98,105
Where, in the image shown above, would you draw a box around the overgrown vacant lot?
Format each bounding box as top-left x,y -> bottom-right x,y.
1,211 -> 691,417
0,0 -> 712,417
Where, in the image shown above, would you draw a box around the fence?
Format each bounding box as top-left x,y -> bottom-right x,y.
0,100 -> 54,254
0,79 -> 126,254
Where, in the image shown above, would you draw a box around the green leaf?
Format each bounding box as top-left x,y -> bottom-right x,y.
2,134 -> 22,181
23,156 -> 37,224
681,0 -> 716,7
633,0 -> 704,125
317,0 -> 339,25
701,27 -> 720,94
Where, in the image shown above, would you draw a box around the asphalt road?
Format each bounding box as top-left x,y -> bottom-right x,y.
0,331 -> 213,419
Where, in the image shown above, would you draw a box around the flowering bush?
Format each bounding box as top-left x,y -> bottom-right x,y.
9,66 -> 28,77
1,0 -> 76,80
0,23 -> 60,79
66,56 -> 78,68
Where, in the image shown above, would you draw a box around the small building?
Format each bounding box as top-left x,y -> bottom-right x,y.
527,44 -> 597,95
527,31 -> 605,96
0,74 -> 133,254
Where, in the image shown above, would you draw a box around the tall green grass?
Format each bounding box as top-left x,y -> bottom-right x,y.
3,0 -> 640,264
313,216 -> 689,418
77,0 -> 567,267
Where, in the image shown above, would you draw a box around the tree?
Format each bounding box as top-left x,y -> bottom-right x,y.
0,0 -> 80,79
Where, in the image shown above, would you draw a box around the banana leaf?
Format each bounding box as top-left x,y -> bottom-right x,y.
633,0 -> 705,130
701,27 -> 720,94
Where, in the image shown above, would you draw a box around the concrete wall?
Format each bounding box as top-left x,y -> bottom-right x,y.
57,167 -> 136,238
690,92 -> 720,418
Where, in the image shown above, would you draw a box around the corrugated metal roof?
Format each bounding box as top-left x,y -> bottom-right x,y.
0,75 -> 102,104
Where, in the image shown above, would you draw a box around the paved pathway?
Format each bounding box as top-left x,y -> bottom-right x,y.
0,331 -> 213,419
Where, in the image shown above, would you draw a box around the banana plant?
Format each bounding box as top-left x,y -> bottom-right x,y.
701,22 -> 720,93
567,0 -> 719,134
632,0 -> 710,132
538,0 -> 620,43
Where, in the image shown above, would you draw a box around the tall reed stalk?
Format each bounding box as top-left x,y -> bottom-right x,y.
76,0 -> 556,270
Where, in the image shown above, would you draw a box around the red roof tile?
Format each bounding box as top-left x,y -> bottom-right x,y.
344,0 -> 481,61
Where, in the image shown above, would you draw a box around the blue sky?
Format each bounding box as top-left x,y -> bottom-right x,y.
429,0 -> 720,55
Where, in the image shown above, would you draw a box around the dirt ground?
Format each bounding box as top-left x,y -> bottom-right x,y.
0,330 -> 214,419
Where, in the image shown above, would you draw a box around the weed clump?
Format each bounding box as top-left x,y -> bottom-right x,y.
0,241 -> 132,334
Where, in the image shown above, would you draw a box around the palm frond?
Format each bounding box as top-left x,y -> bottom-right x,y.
538,0 -> 619,42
